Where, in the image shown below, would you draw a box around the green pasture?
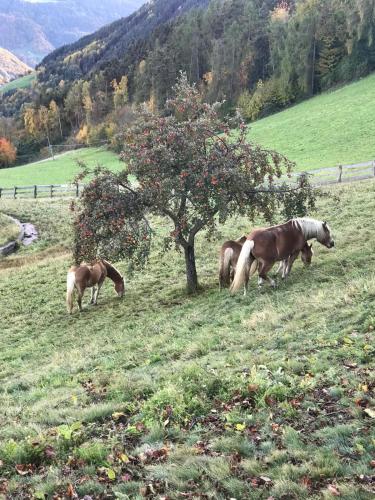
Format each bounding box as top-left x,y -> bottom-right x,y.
249,73 -> 375,170
0,213 -> 19,246
0,147 -> 123,188
1,73 -> 375,188
0,179 -> 374,498
0,72 -> 36,94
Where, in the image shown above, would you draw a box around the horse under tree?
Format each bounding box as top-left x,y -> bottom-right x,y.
72,74 -> 316,293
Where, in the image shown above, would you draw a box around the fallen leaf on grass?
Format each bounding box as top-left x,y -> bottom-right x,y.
259,476 -> 272,484
327,484 -> 340,496
15,464 -> 34,476
0,479 -> 8,494
139,447 -> 169,464
364,408 -> 375,418
112,412 -> 127,422
107,468 -> 116,480
248,384 -> 259,393
44,445 -> 56,459
301,476 -> 312,488
119,453 -> 129,463
264,396 -> 275,406
67,483 -> 77,498
140,483 -> 155,496
235,423 -> 245,431
97,467 -> 116,482
355,398 -> 369,408
343,362 -> 357,369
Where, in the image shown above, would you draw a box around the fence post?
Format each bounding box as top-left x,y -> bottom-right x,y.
14,187 -> 17,199
338,165 -> 343,183
34,185 -> 37,198
373,160 -> 375,177
50,185 -> 53,198
0,188 -> 2,198
76,183 -> 79,197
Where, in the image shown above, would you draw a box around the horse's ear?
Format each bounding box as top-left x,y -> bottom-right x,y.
322,220 -> 327,228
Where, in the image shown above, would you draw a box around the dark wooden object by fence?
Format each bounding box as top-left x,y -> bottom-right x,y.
338,165 -> 343,183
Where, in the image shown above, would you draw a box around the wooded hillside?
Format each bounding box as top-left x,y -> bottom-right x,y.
1,0 -> 374,164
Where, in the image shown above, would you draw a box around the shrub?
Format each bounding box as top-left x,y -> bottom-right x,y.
0,137 -> 17,168
237,78 -> 290,121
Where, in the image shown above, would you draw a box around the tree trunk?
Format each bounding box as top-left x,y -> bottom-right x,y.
184,243 -> 198,293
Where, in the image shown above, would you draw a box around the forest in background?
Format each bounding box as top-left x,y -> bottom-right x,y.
0,0 -> 375,167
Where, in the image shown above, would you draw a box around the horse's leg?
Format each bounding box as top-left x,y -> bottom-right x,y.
259,262 -> 276,287
76,286 -> 84,312
93,278 -> 105,305
230,266 -> 235,284
90,287 -> 96,304
281,259 -> 289,279
285,251 -> 299,278
276,261 -> 283,275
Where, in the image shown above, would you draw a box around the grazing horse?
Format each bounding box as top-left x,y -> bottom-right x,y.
219,236 -> 247,289
66,259 -> 124,314
220,237 -> 313,289
276,241 -> 314,278
230,218 -> 334,295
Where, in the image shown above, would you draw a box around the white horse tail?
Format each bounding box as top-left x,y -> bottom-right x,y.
66,271 -> 76,314
219,247 -> 233,288
230,240 -> 254,294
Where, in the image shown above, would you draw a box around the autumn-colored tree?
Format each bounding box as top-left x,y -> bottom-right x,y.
82,81 -> 93,124
0,138 -> 17,168
23,106 -> 40,138
73,74 -> 316,293
112,76 -> 129,110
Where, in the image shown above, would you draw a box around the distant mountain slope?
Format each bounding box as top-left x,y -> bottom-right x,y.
0,0 -> 145,66
0,47 -> 32,86
39,0 -> 208,75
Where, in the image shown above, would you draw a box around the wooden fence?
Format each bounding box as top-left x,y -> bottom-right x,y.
0,183 -> 83,199
0,161 -> 374,199
279,160 -> 375,186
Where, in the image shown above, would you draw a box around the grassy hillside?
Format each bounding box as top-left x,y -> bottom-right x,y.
249,73 -> 375,170
0,147 -> 123,188
0,72 -> 35,93
0,213 -> 19,245
1,74 -> 375,188
0,47 -> 32,86
0,180 -> 374,498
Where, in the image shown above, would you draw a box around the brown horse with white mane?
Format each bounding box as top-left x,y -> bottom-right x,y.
66,259 -> 124,314
220,237 -> 313,289
219,236 -> 247,289
230,218 -> 334,295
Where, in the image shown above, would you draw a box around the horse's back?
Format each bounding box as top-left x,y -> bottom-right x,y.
247,223 -> 304,261
221,240 -> 242,253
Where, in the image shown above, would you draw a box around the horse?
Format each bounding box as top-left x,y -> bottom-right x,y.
276,241 -> 314,279
219,236 -> 247,289
66,259 -> 125,314
220,237 -> 313,290
230,218 -> 334,295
